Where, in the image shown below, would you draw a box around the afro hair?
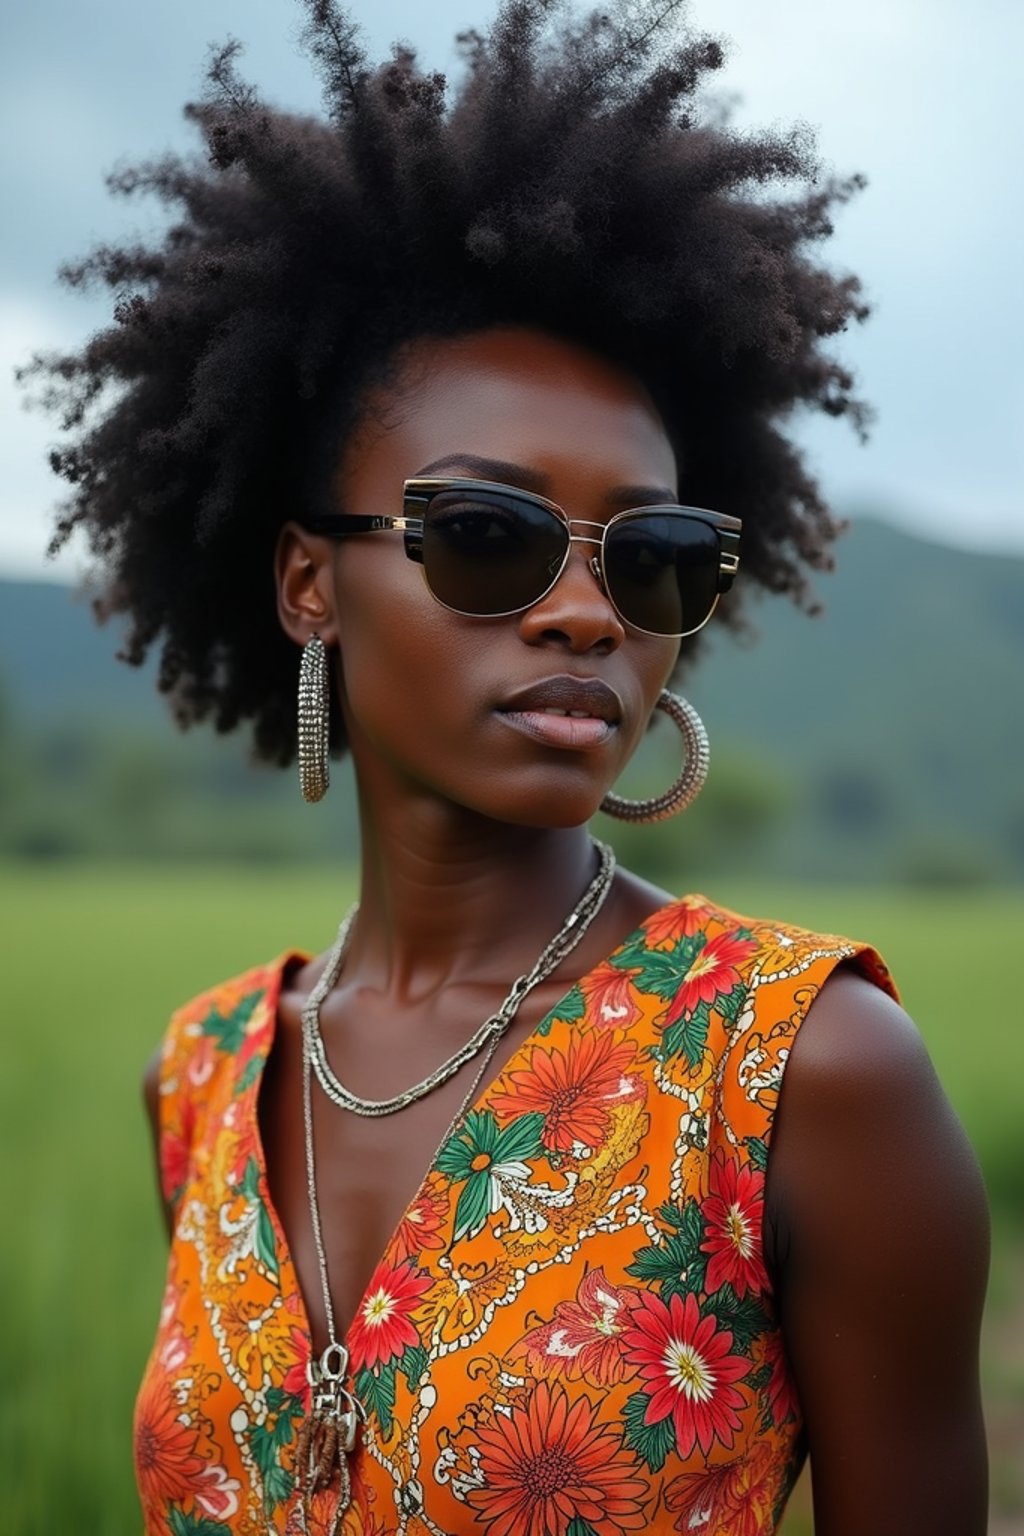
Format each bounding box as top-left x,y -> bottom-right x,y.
23,0 -> 870,764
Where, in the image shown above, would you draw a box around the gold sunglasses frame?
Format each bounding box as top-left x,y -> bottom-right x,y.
301,476 -> 742,639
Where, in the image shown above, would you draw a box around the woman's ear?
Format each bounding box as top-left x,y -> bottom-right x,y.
274,522 -> 340,648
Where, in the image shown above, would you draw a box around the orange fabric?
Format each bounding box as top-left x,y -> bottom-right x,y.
135,894 -> 896,1535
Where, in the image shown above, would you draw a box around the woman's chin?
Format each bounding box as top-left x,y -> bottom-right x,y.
478,788 -> 610,832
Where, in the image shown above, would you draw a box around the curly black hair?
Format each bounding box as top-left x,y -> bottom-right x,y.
23,0 -> 869,766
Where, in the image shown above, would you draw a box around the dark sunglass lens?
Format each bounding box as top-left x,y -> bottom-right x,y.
604,513 -> 720,635
421,490 -> 567,616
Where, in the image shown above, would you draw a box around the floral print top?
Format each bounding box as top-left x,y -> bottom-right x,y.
135,893 -> 896,1536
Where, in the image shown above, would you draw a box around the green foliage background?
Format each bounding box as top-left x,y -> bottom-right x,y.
2,867 -> 1021,1534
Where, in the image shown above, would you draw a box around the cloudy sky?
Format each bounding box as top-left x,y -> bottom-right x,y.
2,0 -> 1021,580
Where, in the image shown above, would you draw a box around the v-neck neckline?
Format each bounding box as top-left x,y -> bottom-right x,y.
247,895 -> 688,1360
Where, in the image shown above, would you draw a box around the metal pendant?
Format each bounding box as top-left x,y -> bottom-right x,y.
296,1343 -> 366,1535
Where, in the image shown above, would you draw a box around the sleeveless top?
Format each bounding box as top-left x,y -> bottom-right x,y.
135,893 -> 896,1536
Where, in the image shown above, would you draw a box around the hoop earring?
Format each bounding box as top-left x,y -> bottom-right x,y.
298,633 -> 331,803
600,690 -> 709,823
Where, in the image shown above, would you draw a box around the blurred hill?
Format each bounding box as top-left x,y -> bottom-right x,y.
1,515 -> 1022,881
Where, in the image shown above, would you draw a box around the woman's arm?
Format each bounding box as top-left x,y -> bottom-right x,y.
142,1045 -> 174,1241
767,968 -> 989,1535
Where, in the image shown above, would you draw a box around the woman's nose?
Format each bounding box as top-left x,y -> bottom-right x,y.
515,544 -> 625,654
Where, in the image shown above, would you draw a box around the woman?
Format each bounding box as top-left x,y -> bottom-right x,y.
31,2 -> 988,1531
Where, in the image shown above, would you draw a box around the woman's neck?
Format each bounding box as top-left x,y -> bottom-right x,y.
346,783 -> 602,1000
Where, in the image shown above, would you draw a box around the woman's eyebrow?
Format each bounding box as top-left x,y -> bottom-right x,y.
415,453 -> 677,504
608,483 -> 678,506
414,453 -> 549,491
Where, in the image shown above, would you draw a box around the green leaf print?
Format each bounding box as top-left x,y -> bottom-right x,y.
464,1107 -> 499,1152
240,1157 -> 261,1201
745,1135 -> 769,1173
248,1415 -> 296,1515
493,1111 -> 544,1163
236,1157 -> 280,1278
168,1510 -> 232,1536
437,1108 -> 499,1178
399,1343 -> 429,1389
255,1199 -> 279,1277
263,1461 -> 294,1510
567,1521 -> 600,1536
660,1001 -> 709,1068
451,1171 -> 492,1244
270,1392 -> 302,1446
436,1138 -> 474,1180
200,990 -> 263,1053
623,1389 -> 674,1472
701,1282 -> 768,1354
537,982 -> 585,1036
440,1110 -> 544,1243
679,1196 -> 705,1254
747,1362 -> 773,1392
630,943 -> 702,1002
356,1363 -> 397,1436
626,1234 -> 692,1288
626,1199 -> 707,1299
614,920 -> 704,975
236,1053 -> 264,1094
718,980 -> 748,1027
607,933 -> 652,970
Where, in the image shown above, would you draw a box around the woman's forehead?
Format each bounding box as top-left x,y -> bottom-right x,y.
342,325 -> 678,496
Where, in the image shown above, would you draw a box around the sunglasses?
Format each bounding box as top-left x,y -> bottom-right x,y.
301,477 -> 741,638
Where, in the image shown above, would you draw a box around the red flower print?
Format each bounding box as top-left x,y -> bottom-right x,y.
622,1290 -> 748,1459
282,1325 -> 310,1401
663,1458 -> 736,1533
645,900 -> 704,949
347,1260 -> 432,1373
514,1267 -> 637,1385
159,1129 -> 190,1206
468,1380 -> 647,1536
303,1472 -> 398,1536
754,1328 -> 801,1427
700,1151 -> 766,1298
133,1373 -> 207,1511
661,931 -> 758,1027
579,961 -> 642,1029
195,1462 -> 242,1520
720,1441 -> 783,1534
159,1087 -> 196,1203
490,1033 -> 637,1153
392,1175 -> 449,1260
664,1442 -> 780,1536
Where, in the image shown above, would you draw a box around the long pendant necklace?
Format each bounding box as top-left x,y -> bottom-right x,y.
295,840 -> 616,1531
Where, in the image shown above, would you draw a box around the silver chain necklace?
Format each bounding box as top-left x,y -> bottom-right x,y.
294,839 -> 616,1530
303,839 -> 616,1116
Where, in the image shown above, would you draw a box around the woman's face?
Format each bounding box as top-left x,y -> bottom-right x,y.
303,325 -> 681,828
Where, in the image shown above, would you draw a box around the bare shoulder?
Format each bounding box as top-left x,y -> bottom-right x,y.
768,964 -> 989,1256
775,965 -> 939,1122
766,965 -> 990,1534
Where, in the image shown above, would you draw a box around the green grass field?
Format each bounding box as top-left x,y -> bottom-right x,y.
2,866 -> 1021,1534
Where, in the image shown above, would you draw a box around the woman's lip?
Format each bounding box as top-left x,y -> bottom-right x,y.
498,675 -> 622,722
497,710 -> 616,750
